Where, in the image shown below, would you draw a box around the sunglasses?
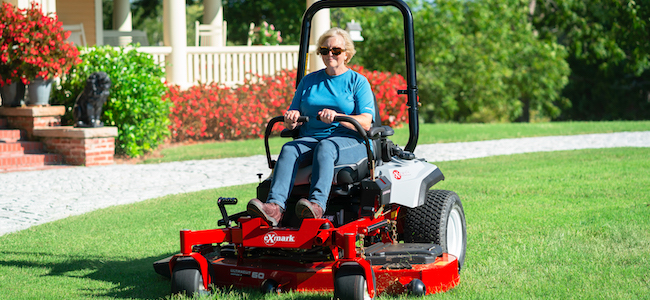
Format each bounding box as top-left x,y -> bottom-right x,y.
318,47 -> 345,56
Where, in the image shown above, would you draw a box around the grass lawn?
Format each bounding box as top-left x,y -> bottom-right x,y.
142,121 -> 650,163
1,147 -> 648,299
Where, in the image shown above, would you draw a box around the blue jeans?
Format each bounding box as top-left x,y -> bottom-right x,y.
266,136 -> 368,211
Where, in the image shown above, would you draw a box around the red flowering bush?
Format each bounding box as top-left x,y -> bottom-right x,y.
350,65 -> 409,127
0,2 -> 80,86
167,66 -> 408,143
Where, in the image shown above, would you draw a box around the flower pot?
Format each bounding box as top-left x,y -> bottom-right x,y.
0,81 -> 26,107
27,77 -> 54,106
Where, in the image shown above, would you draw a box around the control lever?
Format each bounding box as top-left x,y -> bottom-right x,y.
217,197 -> 237,228
391,144 -> 415,160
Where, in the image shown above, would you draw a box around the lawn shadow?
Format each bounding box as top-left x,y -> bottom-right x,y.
1,250 -> 172,299
1,250 -> 333,300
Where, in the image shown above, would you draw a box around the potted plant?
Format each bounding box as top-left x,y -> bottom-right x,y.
0,2 -> 80,107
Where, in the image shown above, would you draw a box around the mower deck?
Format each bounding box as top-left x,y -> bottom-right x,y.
154,215 -> 459,296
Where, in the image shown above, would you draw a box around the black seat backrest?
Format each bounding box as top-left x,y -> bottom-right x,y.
372,96 -> 382,128
371,96 -> 384,164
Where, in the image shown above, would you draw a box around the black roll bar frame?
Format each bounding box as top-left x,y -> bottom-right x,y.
295,0 -> 420,152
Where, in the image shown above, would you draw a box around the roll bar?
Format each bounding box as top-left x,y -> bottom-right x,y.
296,0 -> 420,152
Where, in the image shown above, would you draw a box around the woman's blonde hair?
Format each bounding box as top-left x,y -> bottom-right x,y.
317,27 -> 356,65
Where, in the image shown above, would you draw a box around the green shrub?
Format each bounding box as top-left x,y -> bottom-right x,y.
51,46 -> 171,157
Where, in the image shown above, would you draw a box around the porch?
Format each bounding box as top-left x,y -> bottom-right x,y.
137,45 -> 317,87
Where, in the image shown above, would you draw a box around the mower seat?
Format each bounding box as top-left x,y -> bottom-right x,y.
293,156 -> 369,186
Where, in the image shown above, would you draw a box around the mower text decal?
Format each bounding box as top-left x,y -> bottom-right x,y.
263,231 -> 296,246
230,269 -> 265,279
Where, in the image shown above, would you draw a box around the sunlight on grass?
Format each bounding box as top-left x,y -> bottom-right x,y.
1,148 -> 649,299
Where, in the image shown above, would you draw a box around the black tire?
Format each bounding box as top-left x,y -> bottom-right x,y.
334,264 -> 375,300
171,258 -> 208,296
404,190 -> 467,271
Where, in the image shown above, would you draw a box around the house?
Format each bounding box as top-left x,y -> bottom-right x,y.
4,0 -> 330,87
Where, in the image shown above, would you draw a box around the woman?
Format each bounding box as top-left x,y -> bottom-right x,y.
247,27 -> 375,226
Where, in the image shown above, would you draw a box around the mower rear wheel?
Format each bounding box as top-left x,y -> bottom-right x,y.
334,264 -> 375,300
171,258 -> 208,296
404,190 -> 467,271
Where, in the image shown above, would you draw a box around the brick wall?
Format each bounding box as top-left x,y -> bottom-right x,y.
7,116 -> 61,138
42,137 -> 115,166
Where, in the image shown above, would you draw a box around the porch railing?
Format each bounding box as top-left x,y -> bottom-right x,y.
137,45 -> 313,86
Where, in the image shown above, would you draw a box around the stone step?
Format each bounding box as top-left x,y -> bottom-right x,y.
0,153 -> 64,172
0,141 -> 44,155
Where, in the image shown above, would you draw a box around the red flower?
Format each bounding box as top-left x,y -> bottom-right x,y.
0,2 -> 80,85
166,66 -> 408,142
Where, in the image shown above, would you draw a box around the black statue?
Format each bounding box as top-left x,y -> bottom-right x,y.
73,72 -> 112,128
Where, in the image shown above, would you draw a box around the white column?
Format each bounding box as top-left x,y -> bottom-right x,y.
95,0 -> 104,45
163,0 -> 188,87
203,0 -> 224,47
10,0 -> 54,13
113,0 -> 132,46
307,0 -> 330,72
44,0 -> 55,14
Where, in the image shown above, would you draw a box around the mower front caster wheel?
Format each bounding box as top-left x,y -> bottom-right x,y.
171,258 -> 209,296
260,279 -> 279,294
408,278 -> 426,296
334,264 -> 375,300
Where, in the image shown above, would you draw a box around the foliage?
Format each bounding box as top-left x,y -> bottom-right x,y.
0,2 -> 80,86
343,0 -> 570,123
532,0 -> 650,120
249,21 -> 283,46
223,0 -> 305,45
130,0 -> 165,46
533,0 -> 650,76
51,46 -> 171,158
167,66 -> 408,143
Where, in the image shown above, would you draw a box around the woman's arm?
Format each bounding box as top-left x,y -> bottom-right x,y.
318,109 -> 373,132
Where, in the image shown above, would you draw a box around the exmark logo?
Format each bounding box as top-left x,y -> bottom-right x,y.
263,231 -> 296,246
393,170 -> 402,180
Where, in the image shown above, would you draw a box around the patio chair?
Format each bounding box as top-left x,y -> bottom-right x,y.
195,20 -> 227,46
62,23 -> 87,47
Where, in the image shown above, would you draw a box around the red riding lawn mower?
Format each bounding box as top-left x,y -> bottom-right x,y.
153,0 -> 467,298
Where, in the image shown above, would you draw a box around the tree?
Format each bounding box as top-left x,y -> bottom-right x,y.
533,0 -> 650,120
223,0 -> 305,45
347,0 -> 569,122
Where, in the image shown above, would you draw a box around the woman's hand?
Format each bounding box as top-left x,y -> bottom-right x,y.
284,110 -> 301,130
318,109 -> 339,124
319,109 -> 373,132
